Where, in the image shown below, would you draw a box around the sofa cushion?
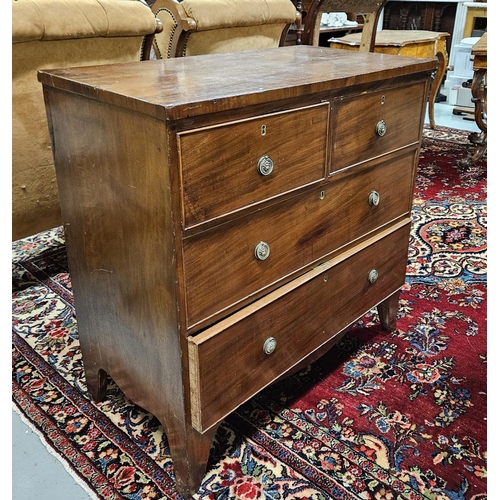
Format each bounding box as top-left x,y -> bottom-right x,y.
12,0 -> 157,43
179,0 -> 298,31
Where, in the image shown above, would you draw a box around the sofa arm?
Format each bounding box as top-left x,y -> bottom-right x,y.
151,0 -> 299,58
12,0 -> 158,43
179,0 -> 299,31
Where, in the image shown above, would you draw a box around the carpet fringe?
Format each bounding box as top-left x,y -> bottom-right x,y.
12,402 -> 100,500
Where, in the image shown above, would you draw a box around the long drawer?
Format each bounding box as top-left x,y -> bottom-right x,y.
331,81 -> 427,172
188,222 -> 411,433
183,148 -> 416,330
178,103 -> 329,228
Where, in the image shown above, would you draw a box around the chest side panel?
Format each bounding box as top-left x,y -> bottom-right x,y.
43,87 -> 185,418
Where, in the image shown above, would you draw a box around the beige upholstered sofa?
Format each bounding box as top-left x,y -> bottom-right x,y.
12,0 -> 160,241
12,0 -> 299,241
150,0 -> 299,58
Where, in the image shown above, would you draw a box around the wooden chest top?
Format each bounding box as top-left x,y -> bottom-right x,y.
37,45 -> 436,120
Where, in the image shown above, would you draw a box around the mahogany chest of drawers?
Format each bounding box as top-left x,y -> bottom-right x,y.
38,46 -> 435,496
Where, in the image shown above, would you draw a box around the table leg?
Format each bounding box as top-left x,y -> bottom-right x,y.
158,413 -> 219,497
428,48 -> 447,129
459,67 -> 487,169
84,366 -> 109,402
83,364 -> 218,496
377,290 -> 400,332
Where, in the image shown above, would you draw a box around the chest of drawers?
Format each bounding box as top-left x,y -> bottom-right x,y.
38,46 -> 435,496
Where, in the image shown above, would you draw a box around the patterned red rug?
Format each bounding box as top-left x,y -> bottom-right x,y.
12,125 -> 487,499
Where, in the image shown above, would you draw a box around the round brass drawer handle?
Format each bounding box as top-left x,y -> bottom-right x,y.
368,190 -> 380,207
375,120 -> 387,137
263,337 -> 277,355
257,155 -> 274,176
368,269 -> 379,284
254,241 -> 271,261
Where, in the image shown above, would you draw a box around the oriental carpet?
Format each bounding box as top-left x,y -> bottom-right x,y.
12,125 -> 487,499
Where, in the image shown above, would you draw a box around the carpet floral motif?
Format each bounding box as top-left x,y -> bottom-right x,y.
407,127 -> 486,284
12,126 -> 486,499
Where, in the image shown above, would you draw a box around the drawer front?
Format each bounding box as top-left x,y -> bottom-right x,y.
188,223 -> 411,432
178,103 -> 329,228
331,81 -> 426,172
183,149 -> 416,330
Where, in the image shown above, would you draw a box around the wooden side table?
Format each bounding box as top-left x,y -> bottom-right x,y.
459,32 -> 487,169
329,30 -> 449,129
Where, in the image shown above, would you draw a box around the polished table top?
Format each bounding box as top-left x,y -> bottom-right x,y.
471,32 -> 487,69
329,29 -> 449,47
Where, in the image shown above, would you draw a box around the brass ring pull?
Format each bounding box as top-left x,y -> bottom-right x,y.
368,269 -> 379,284
375,120 -> 387,137
263,337 -> 277,355
368,190 -> 380,207
257,155 -> 274,176
254,241 -> 270,261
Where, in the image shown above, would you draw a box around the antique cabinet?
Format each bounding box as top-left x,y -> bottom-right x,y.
38,46 -> 435,496
383,1 -> 457,56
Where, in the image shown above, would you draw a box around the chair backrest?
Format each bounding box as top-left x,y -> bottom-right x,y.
150,0 -> 300,59
301,0 -> 387,50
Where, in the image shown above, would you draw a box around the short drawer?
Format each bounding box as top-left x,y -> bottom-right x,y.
183,148 -> 416,330
188,223 -> 411,432
331,81 -> 427,172
178,103 -> 329,228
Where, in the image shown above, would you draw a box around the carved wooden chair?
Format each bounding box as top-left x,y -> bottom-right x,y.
301,0 -> 387,50
150,0 -> 300,59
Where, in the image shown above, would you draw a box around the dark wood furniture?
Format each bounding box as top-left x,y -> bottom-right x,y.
289,0 -> 386,47
459,32 -> 487,169
382,1 -> 457,57
303,0 -> 387,47
38,46 -> 435,497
